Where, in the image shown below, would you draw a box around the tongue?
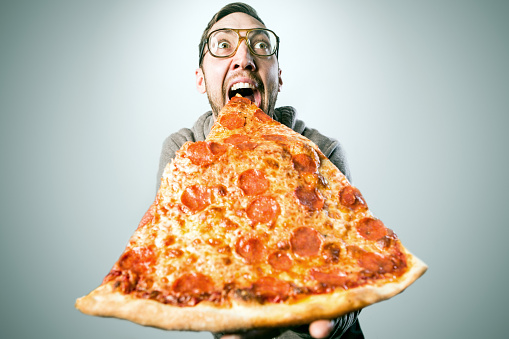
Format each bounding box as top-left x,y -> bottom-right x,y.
243,93 -> 256,104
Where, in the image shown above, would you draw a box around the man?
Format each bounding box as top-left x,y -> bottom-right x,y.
157,3 -> 363,339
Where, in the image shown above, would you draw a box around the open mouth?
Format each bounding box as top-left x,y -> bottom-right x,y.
228,82 -> 260,107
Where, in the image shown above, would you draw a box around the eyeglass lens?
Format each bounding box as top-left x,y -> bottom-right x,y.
208,29 -> 277,57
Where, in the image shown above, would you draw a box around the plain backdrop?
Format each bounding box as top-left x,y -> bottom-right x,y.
1,1 -> 508,338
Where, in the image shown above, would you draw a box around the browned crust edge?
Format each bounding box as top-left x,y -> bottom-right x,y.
75,252 -> 427,332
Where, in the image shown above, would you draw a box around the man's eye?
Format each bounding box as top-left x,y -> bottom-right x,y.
218,41 -> 231,49
253,40 -> 270,49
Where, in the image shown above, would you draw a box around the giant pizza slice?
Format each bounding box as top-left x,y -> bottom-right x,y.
75,96 -> 427,332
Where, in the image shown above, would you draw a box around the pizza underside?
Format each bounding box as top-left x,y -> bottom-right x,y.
76,96 -> 427,332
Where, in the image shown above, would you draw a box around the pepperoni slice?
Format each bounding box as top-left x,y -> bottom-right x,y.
246,196 -> 280,224
224,134 -> 257,150
376,229 -> 398,249
356,218 -> 388,241
208,142 -> 228,156
173,273 -> 214,295
262,134 -> 288,143
219,113 -> 245,130
186,141 -> 214,166
235,237 -> 265,264
295,186 -> 324,210
186,141 -> 227,166
239,169 -> 269,195
292,154 -> 317,173
310,269 -> 348,288
224,134 -> 249,145
254,110 -> 273,122
358,252 -> 395,274
339,186 -> 367,211
252,277 -> 290,301
181,185 -> 211,213
291,227 -> 322,257
268,251 -> 292,271
237,142 -> 258,151
118,247 -> 156,274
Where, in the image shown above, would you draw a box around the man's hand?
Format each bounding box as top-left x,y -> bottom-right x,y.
217,319 -> 335,339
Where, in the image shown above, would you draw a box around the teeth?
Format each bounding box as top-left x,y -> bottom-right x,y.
230,82 -> 255,91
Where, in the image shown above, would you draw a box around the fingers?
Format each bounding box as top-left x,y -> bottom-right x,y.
219,328 -> 281,339
309,319 -> 335,339
216,318 -> 335,339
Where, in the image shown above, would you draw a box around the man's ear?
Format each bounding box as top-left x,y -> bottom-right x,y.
278,68 -> 283,92
196,68 -> 206,94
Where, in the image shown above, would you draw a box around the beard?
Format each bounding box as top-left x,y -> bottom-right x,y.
203,72 -> 279,119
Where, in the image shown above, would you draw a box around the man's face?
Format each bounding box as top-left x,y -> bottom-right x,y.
196,12 -> 282,118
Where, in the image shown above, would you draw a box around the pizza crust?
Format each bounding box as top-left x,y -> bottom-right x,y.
76,251 -> 426,332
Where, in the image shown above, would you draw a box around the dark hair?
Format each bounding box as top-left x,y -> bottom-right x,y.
198,2 -> 265,66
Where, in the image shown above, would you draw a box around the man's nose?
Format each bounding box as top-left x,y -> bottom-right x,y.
230,39 -> 256,71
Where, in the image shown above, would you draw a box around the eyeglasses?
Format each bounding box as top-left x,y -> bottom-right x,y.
200,28 -> 279,62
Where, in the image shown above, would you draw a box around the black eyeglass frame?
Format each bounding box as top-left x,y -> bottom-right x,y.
199,28 -> 279,65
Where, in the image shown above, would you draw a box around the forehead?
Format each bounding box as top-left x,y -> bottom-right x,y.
210,12 -> 266,31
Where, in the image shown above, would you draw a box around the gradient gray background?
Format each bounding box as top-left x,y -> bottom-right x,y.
1,0 -> 508,338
